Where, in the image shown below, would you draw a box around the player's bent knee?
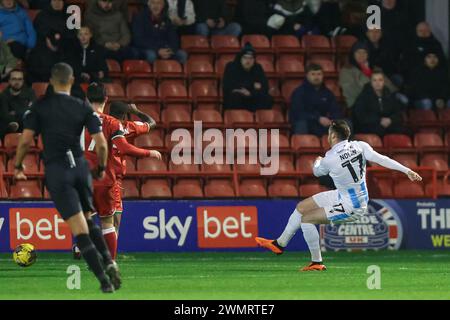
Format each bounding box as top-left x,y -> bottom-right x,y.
100,216 -> 114,229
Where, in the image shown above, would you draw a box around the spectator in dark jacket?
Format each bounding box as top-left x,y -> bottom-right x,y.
0,0 -> 37,59
26,30 -> 65,82
222,43 -> 273,111
33,0 -> 76,45
401,22 -> 447,79
131,0 -> 187,64
364,26 -> 402,85
295,0 -> 345,37
65,26 -> 108,83
86,0 -> 128,20
0,69 -> 36,136
193,0 -> 241,36
408,50 -> 450,110
353,70 -> 403,136
1,31 -> 17,81
378,0 -> 408,59
85,0 -> 132,62
290,63 -> 342,136
267,0 -> 305,35
235,0 -> 272,36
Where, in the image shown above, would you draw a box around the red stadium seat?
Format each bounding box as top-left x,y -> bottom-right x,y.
224,110 -> 254,126
242,35 -> 271,49
211,35 -> 240,55
185,58 -> 215,79
106,59 -> 122,81
201,163 -> 232,173
189,80 -> 219,104
4,133 -> 36,154
122,60 -> 153,81
299,183 -> 327,198
9,180 -> 42,199
394,179 -> 425,198
271,35 -> 303,56
296,155 -> 319,175
239,179 -> 267,197
392,154 -> 418,168
215,55 -> 234,77
121,179 -> 140,198
32,82 -> 49,98
281,80 -> 301,104
141,179 -> 172,198
354,134 -> 383,149
173,179 -> 203,198
268,179 -> 299,197
154,60 -> 185,80
158,81 -> 190,103
169,160 -> 199,173
291,135 -> 322,153
383,134 -> 414,152
277,155 -> 295,174
302,35 -> 333,55
193,109 -> 223,125
162,104 -> 192,126
414,133 -> 444,148
181,35 -> 210,53
333,35 -> 358,54
276,57 -> 305,79
134,131 -> 164,148
204,179 -> 235,198
137,158 -> 167,172
7,155 -> 40,174
255,109 -> 285,125
104,83 -> 126,100
124,156 -> 136,174
420,154 -> 448,172
126,80 -> 157,102
321,135 -> 330,150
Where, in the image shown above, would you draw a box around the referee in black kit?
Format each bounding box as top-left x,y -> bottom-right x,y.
14,63 -> 121,293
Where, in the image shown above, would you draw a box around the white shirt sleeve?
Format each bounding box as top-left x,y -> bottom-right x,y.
185,0 -> 196,25
313,156 -> 330,177
359,141 -> 410,174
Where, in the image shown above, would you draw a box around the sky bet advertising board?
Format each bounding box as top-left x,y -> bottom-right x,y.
1,199 -> 450,253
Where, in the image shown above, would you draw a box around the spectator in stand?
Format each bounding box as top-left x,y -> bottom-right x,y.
131,0 -> 187,64
222,43 -> 273,111
289,63 -> 342,136
267,0 -> 305,35
33,0 -> 76,45
1,31 -> 17,81
193,0 -> 241,37
0,0 -> 37,60
364,25 -> 402,86
167,0 -> 196,35
85,0 -> 131,62
86,0 -> 128,20
235,0 -> 272,36
401,22 -> 447,80
26,30 -> 64,82
0,69 -> 36,135
339,41 -> 398,108
378,0 -> 408,58
296,0 -> 346,37
407,50 -> 450,110
65,26 -> 108,84
353,69 -> 403,136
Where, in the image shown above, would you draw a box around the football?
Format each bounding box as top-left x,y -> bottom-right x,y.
13,243 -> 37,267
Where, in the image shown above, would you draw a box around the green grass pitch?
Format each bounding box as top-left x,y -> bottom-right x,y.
1,250 -> 449,300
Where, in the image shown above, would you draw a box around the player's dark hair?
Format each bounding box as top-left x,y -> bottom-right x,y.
306,63 -> 323,74
330,120 -> 351,141
109,101 -> 129,120
51,63 -> 73,85
86,82 -> 107,103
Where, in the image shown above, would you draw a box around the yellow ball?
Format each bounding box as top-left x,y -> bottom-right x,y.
13,243 -> 37,267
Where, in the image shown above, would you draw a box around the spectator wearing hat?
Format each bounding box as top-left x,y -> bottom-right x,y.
290,63 -> 342,136
339,41 -> 398,108
407,50 -> 450,110
131,0 -> 188,64
222,43 -> 273,111
193,0 -> 241,37
353,69 -> 404,136
26,29 -> 65,82
167,0 -> 196,35
84,0 -> 132,62
0,69 -> 36,136
0,30 -> 17,81
0,0 -> 37,60
33,0 -> 77,45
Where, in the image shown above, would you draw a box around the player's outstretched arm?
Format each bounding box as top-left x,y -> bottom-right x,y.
114,136 -> 162,160
360,142 -> 423,182
128,104 -> 157,130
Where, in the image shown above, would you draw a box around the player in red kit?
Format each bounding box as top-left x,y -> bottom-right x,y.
77,83 -> 161,261
108,101 -> 157,236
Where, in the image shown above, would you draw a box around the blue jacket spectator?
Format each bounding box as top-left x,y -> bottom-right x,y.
290,63 -> 342,136
0,0 -> 37,59
131,0 -> 187,64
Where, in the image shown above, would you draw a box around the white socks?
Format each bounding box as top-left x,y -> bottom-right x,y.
301,223 -> 322,263
277,209 -> 302,247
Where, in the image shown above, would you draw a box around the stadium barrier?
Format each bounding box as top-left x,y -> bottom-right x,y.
1,198 -> 449,253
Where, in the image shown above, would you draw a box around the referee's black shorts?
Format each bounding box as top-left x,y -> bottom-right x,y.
45,156 -> 95,220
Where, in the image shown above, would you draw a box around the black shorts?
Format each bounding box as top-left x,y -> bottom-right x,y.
45,157 -> 94,220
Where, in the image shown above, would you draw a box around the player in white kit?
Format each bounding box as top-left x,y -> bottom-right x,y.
256,120 -> 422,271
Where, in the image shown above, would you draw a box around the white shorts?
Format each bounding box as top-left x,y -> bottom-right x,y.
312,190 -> 367,224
